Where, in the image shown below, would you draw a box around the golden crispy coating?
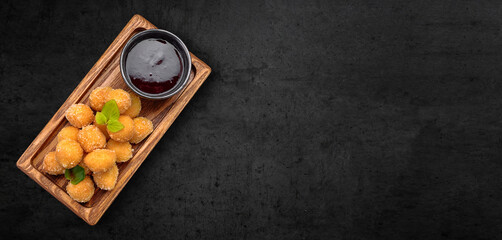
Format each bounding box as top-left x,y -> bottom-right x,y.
77,125 -> 106,152
107,89 -> 131,114
78,161 -> 91,175
55,139 -> 83,169
123,93 -> 141,118
93,119 -> 110,139
130,117 -> 153,144
106,139 -> 133,162
57,126 -> 79,142
108,115 -> 134,142
89,86 -> 112,111
42,151 -> 65,175
83,149 -> 116,173
93,163 -> 118,190
65,103 -> 94,128
66,176 -> 95,203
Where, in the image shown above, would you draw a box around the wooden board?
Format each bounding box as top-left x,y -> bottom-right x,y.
16,14 -> 211,225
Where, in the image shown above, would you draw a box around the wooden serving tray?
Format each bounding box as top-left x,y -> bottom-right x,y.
16,15 -> 211,225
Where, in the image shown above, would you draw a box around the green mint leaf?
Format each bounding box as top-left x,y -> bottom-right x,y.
97,100 -> 122,132
64,169 -> 72,180
107,119 -> 124,132
101,99 -> 120,121
65,166 -> 86,185
95,112 -> 108,125
70,165 -> 86,185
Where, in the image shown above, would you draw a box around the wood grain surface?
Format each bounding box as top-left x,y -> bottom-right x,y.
16,14 -> 211,225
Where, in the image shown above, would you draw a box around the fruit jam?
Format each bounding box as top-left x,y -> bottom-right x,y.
126,38 -> 182,94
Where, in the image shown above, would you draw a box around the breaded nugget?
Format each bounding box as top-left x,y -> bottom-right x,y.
123,93 -> 141,118
108,115 -> 134,142
65,103 -> 94,128
107,89 -> 131,114
57,126 -> 79,142
93,119 -> 110,139
66,176 -> 95,203
77,125 -> 106,152
79,162 -> 91,175
93,163 -> 118,190
130,117 -> 153,144
89,86 -> 112,111
83,149 -> 116,173
106,139 -> 132,162
42,151 -> 65,175
55,139 -> 83,169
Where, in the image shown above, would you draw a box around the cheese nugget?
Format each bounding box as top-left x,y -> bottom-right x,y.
55,139 -> 83,169
66,176 -> 95,203
65,103 -> 94,128
89,86 -> 112,111
57,126 -> 79,142
78,161 -> 91,175
108,115 -> 134,143
106,139 -> 132,162
93,119 -> 110,139
123,93 -> 141,118
130,117 -> 153,144
83,149 -> 116,173
42,151 -> 65,175
77,125 -> 106,152
107,89 -> 131,114
93,163 -> 118,190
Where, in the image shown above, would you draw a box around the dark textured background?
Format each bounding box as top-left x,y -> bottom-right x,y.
1,0 -> 502,239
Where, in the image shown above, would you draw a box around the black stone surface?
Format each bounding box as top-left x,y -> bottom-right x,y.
1,0 -> 502,239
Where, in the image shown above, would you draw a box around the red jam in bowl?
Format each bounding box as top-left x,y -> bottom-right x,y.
126,38 -> 182,94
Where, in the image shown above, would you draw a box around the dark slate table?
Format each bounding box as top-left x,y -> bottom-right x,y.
1,0 -> 501,239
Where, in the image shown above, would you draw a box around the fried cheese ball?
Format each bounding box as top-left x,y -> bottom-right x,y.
130,117 -> 153,144
83,149 -> 116,173
93,119 -> 110,139
79,162 -> 91,175
77,125 -> 106,152
65,103 -> 94,128
107,115 -> 134,142
107,89 -> 131,114
42,151 -> 65,175
89,86 -> 112,111
106,139 -> 132,162
55,139 -> 83,169
66,176 -> 95,203
123,93 -> 141,118
93,163 -> 118,190
57,126 -> 79,142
